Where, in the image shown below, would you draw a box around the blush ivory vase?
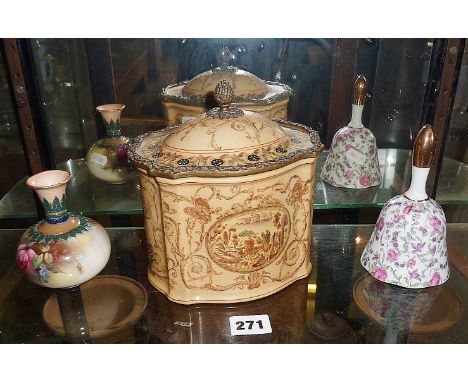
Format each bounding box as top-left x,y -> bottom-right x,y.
86,104 -> 133,184
321,75 -> 381,188
16,170 -> 111,288
129,80 -> 323,304
360,125 -> 449,288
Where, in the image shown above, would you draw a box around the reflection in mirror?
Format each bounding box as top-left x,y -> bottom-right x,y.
109,38 -> 333,141
356,38 -> 434,149
437,39 -> 468,220
29,39 -> 98,166
0,50 -> 29,199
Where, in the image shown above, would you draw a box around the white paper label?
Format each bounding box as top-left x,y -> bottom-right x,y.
174,321 -> 193,327
346,148 -> 365,164
90,153 -> 108,167
229,315 -> 272,336
181,116 -> 195,123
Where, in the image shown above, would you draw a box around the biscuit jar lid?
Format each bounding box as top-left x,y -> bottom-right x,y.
129,80 -> 323,179
182,66 -> 268,101
182,47 -> 268,101
162,47 -> 292,106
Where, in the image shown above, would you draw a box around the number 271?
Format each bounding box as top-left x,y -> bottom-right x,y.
235,320 -> 264,330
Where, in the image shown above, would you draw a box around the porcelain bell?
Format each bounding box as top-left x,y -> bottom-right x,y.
321,76 -> 381,189
360,124 -> 449,288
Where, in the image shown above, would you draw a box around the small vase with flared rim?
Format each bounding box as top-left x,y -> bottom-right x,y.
86,103 -> 134,184
16,170 -> 111,288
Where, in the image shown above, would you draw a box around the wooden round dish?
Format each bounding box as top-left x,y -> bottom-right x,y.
42,275 -> 148,339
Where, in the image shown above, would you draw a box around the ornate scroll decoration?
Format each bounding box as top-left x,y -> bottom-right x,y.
128,120 -> 323,179
149,173 -> 314,293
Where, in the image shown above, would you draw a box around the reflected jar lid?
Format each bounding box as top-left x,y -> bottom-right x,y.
162,47 -> 292,107
129,80 -> 323,179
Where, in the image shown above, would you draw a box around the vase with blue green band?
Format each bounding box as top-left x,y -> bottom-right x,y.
16,170 -> 111,288
86,103 -> 134,184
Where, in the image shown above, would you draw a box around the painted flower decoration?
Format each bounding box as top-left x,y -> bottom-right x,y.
376,217 -> 384,231
428,216 -> 442,232
403,204 -> 414,214
361,194 -> 449,288
345,170 -> 353,181
409,270 -> 421,280
359,175 -> 371,187
184,198 -> 213,224
371,267 -> 387,281
116,147 -> 129,164
387,249 -> 398,262
392,214 -> 403,223
287,180 -> 308,205
17,244 -> 36,272
411,242 -> 425,254
429,272 -> 441,286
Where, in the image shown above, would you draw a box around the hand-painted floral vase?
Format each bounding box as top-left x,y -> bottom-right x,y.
86,104 -> 133,184
361,124 -> 449,288
16,170 -> 111,288
321,75 -> 381,188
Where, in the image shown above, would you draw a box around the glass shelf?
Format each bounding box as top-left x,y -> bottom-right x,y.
0,159 -> 143,218
0,149 -> 467,219
0,224 -> 466,344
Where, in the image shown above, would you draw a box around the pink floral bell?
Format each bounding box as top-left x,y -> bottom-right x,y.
321,75 -> 381,189
360,125 -> 449,288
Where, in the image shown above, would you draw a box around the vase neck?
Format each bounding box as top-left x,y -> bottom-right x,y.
97,104 -> 124,139
104,119 -> 122,139
26,170 -> 71,225
42,193 -> 69,224
348,104 -> 364,128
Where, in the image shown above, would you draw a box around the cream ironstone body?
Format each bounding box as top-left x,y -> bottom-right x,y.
130,82 -> 323,304
162,66 -> 292,126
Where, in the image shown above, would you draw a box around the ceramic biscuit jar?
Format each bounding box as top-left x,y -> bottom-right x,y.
161,48 -> 292,126
129,80 -> 323,304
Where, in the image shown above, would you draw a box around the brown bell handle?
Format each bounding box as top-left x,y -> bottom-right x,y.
353,75 -> 367,105
413,124 -> 436,168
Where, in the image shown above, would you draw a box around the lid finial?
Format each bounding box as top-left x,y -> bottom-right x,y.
214,79 -> 234,108
207,80 -> 244,119
218,46 -> 231,67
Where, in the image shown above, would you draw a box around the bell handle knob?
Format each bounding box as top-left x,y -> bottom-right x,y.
353,75 -> 367,105
413,124 -> 436,168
